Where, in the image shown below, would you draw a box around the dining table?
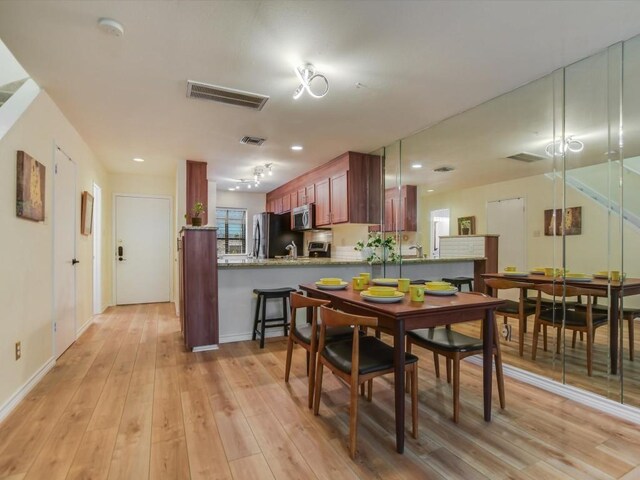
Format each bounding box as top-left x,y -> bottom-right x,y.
300,282 -> 504,454
482,272 -> 640,374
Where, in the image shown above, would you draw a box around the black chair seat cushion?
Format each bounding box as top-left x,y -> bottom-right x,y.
526,297 -> 580,308
322,336 -> 418,375
294,324 -> 357,344
407,328 -> 483,353
253,287 -> 297,298
580,304 -> 640,317
538,308 -> 608,327
496,299 -> 537,316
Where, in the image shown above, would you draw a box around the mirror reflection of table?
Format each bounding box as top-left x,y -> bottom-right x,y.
482,273 -> 640,374
300,283 -> 504,454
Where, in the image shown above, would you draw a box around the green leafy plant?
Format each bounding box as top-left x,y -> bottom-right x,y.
192,202 -> 205,218
354,232 -> 399,264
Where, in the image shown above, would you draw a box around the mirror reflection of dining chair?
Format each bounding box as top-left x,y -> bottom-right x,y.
313,306 -> 419,458
574,296 -> 638,361
532,284 -> 608,376
405,292 -> 505,423
484,278 -> 537,357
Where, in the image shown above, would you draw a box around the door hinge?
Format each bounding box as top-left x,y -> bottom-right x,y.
54,322 -> 57,332
55,164 -> 58,174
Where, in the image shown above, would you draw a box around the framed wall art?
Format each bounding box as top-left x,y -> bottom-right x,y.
16,150 -> 45,222
457,216 -> 476,235
81,191 -> 94,235
544,206 -> 582,236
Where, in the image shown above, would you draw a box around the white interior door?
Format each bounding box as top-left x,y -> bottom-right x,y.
430,208 -> 450,258
487,197 -> 526,271
115,195 -> 171,305
53,147 -> 77,357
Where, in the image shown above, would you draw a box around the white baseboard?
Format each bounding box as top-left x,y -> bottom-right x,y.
465,356 -> 640,425
192,344 -> 219,352
0,357 -> 56,424
76,317 -> 95,338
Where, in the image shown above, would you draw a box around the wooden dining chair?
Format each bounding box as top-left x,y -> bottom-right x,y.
532,284 -> 608,376
484,278 -> 537,357
313,306 -> 419,458
405,294 -> 505,423
285,292 -> 355,408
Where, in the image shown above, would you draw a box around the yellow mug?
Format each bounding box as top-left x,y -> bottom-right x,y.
611,270 -> 621,282
397,278 -> 410,293
359,272 -> 371,285
410,285 -> 425,302
544,267 -> 554,276
352,276 -> 365,290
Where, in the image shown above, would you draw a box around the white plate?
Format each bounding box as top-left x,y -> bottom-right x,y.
425,287 -> 458,296
315,281 -> 348,290
503,272 -> 529,277
372,278 -> 398,286
360,291 -> 404,303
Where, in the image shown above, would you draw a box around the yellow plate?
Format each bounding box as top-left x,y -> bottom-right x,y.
372,278 -> 398,286
424,281 -> 452,291
368,286 -> 397,297
319,277 -> 342,285
361,291 -> 405,303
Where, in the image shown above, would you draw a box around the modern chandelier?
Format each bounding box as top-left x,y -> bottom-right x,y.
293,63 -> 329,99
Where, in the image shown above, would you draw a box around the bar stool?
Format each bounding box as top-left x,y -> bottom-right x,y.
442,276 -> 474,292
252,287 -> 297,348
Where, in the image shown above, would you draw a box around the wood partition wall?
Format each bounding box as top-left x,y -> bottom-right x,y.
186,160 -> 208,225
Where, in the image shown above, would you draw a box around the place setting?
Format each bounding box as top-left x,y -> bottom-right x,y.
424,281 -> 458,296
502,266 -> 529,277
315,277 -> 349,290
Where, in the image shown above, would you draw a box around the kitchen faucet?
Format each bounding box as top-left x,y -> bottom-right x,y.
409,244 -> 423,258
285,241 -> 298,260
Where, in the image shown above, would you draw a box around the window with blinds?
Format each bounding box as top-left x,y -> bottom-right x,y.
216,207 -> 247,254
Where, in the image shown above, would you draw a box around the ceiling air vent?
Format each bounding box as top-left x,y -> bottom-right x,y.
507,152 -> 546,163
240,136 -> 266,146
433,166 -> 455,173
186,80 -> 269,111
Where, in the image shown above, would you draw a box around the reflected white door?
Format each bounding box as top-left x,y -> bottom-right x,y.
93,182 -> 102,314
487,197 -> 526,271
115,195 -> 171,305
53,147 -> 77,357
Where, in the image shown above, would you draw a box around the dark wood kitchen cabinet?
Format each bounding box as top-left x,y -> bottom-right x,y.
384,185 -> 417,232
179,227 -> 219,350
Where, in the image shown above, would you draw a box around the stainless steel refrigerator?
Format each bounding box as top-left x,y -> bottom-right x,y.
252,212 -> 303,258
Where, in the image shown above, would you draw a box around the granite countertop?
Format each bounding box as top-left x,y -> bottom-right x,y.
218,256 -> 485,269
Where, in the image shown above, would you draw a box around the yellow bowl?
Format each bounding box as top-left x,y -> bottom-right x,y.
368,286 -> 397,297
425,281 -> 452,291
319,278 -> 342,285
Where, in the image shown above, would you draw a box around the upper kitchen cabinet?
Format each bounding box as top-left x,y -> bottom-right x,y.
384,185 -> 417,232
266,151 -> 381,226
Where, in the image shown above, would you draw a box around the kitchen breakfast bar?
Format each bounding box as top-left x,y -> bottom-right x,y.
217,256 -> 482,343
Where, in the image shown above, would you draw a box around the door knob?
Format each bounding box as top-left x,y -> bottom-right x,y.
72,258 -> 80,265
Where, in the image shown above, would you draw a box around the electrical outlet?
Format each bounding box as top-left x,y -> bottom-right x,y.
15,341 -> 21,360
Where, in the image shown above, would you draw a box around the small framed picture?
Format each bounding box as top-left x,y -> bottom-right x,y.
16,151 -> 46,222
457,216 -> 476,235
81,191 -> 94,235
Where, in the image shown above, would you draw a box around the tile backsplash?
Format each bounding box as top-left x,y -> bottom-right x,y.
439,236 -> 486,257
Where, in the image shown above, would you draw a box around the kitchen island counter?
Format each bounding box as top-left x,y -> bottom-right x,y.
217,256 -> 483,343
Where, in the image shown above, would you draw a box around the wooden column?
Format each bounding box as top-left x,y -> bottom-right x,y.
186,160 -> 208,225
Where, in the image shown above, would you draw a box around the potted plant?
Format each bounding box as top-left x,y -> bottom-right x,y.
189,201 -> 205,226
354,232 -> 400,264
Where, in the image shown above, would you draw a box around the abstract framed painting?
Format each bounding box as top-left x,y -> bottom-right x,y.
16,151 -> 45,222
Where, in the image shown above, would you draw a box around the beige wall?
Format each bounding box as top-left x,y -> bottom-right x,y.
0,90 -> 111,412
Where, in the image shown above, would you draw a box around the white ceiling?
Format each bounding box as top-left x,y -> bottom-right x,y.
2,1 -> 640,193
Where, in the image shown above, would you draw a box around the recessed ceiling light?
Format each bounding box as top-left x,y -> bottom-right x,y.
132,157 -> 145,163
291,145 -> 303,151
411,163 -> 422,169
228,187 -> 235,191
97,17 -> 124,37
427,189 -> 434,193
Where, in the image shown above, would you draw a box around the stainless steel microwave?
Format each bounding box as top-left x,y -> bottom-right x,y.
292,204 -> 313,231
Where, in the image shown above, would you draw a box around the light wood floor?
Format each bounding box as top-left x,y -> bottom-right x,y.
1,303 -> 640,479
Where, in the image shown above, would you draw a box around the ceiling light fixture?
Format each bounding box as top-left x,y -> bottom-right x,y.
132,157 -> 145,162
427,189 -> 434,193
266,163 -> 273,176
291,145 -> 303,151
293,63 -> 329,99
97,17 -> 125,37
545,136 -> 584,157
411,163 -> 423,169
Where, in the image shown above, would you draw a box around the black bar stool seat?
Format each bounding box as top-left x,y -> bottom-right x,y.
252,287 -> 297,348
441,276 -> 474,292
